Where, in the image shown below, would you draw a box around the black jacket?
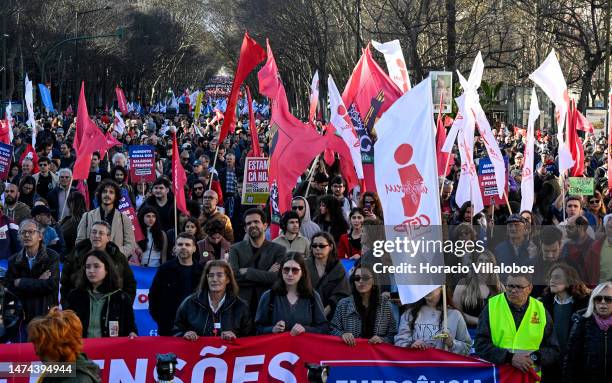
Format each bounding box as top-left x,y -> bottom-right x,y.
60,240 -> 136,305
148,258 -> 203,336
65,288 -> 137,338
305,257 -> 350,318
47,186 -> 77,222
173,291 -> 252,337
5,246 -> 60,322
564,310 -> 611,383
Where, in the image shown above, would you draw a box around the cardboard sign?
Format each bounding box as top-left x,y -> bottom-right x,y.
242,157 -> 269,205
569,177 -> 594,196
478,156 -> 509,206
128,145 -> 156,183
0,142 -> 13,180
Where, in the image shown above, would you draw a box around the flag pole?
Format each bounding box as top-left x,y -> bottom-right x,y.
439,154 -> 452,196
208,145 -> 220,191
174,196 -> 178,237
503,191 -> 513,215
304,154 -> 321,198
442,285 -> 448,351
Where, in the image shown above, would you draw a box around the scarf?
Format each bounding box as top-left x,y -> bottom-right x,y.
593,313 -> 612,332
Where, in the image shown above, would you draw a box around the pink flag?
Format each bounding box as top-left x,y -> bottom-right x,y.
608,90 -> 612,194
308,71 -> 319,124
115,86 -> 128,115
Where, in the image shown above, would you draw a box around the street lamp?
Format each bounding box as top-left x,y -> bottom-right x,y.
74,5 -> 112,98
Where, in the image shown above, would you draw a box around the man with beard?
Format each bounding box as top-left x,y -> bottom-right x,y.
149,233 -> 203,336
58,142 -> 75,169
2,183 -> 31,225
76,179 -> 136,256
141,177 -> 175,232
190,179 -> 206,210
228,208 -> 286,317
561,215 -> 594,281
200,190 -> 233,242
61,221 -> 136,305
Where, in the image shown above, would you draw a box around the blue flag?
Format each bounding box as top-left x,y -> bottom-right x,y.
37,84 -> 55,112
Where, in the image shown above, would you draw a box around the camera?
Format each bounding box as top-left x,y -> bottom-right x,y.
305,363 -> 329,383
155,353 -> 178,383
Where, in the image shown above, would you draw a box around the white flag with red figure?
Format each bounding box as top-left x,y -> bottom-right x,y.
371,40 -> 411,93
308,70 -> 319,124
529,50 -> 574,174
328,75 -> 363,180
374,77 -> 442,304
114,110 -> 126,135
521,88 -> 540,213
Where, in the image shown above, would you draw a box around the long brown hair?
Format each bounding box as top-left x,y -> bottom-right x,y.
546,262 -> 591,298
198,260 -> 239,296
461,251 -> 505,310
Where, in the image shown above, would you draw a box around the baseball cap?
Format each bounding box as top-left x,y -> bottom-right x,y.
506,214 -> 526,224
31,205 -> 52,217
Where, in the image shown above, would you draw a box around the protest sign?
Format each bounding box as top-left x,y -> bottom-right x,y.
0,142 -> 13,180
118,189 -> 145,242
478,156 -> 509,206
242,156 -> 269,205
569,177 -> 594,195
128,145 -> 156,183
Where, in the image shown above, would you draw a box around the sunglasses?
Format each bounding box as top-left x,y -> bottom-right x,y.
311,243 -> 329,249
282,267 -> 301,275
292,206 -> 305,211
594,295 -> 612,304
590,199 -> 600,204
354,276 -> 372,283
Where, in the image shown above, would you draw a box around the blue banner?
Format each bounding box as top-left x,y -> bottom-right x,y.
37,84 -> 54,112
329,365 -> 497,383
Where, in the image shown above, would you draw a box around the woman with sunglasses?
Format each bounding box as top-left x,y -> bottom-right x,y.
586,191 -> 606,229
331,265 -> 396,346
305,232 -> 351,319
564,282 -> 612,383
256,252 -> 328,335
174,260 -> 252,340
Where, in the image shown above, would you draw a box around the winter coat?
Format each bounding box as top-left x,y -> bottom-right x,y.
65,288 -> 137,338
76,208 -> 137,257
255,290 -> 328,334
563,310 -> 611,383
197,236 -> 232,263
0,215 -> 21,260
5,246 -> 60,322
173,291 -> 252,337
47,186 -> 77,222
60,239 -> 136,306
272,234 -> 310,257
330,295 -> 397,343
40,353 -> 101,383
148,258 -> 203,336
2,202 -> 31,225
305,257 -> 350,318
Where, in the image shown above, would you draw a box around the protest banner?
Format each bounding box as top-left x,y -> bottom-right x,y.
0,334 -> 533,383
568,177 -> 594,195
0,142 -> 13,180
478,156 -> 509,206
117,189 -> 145,243
242,156 -> 269,205
128,145 -> 156,183
431,71 -> 453,113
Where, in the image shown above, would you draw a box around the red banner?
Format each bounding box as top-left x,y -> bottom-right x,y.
0,334 -> 533,382
115,86 -> 128,116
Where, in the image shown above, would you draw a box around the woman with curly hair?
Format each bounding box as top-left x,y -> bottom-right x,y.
28,307 -> 101,382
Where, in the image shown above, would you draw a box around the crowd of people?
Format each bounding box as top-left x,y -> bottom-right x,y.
0,110 -> 610,383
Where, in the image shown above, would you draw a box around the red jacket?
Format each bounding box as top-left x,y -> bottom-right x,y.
337,233 -> 361,259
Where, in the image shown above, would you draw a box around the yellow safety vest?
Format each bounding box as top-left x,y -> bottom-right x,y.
488,293 -> 546,377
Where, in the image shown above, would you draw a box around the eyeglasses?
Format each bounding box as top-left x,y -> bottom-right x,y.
311,243 -> 329,249
593,295 -> 612,304
39,163 -> 48,167
282,267 -> 301,275
19,229 -> 38,236
354,276 -> 372,283
292,206 -> 305,211
506,284 -> 530,291
207,272 -> 226,280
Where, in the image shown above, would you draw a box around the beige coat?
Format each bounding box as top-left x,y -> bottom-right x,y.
75,208 -> 137,257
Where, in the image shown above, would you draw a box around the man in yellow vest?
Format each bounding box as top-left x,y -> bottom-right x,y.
475,273 -> 560,380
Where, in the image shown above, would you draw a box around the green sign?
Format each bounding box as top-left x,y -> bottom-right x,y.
241,157 -> 269,205
568,177 -> 594,196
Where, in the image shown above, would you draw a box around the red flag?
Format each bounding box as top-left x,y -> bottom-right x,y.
567,99 -> 584,177
443,115 -> 454,127
219,32 -> 266,143
76,181 -> 90,210
0,119 -> 10,144
73,83 -> 107,180
18,144 -> 39,174
575,109 -> 593,133
172,131 -> 189,216
435,96 -> 451,177
246,86 -> 262,157
258,39 -> 326,214
608,90 -> 612,194
66,104 -> 74,116
341,44 -> 402,192
115,86 -> 128,115
101,131 -> 122,160
323,124 -> 359,191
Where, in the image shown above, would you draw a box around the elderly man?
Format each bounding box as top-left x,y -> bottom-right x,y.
475,274 -> 560,380
200,189 -> 233,242
5,219 -> 60,334
494,214 -> 536,275
61,220 -> 136,305
47,168 -> 76,221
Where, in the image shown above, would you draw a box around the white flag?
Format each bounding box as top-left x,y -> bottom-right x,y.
114,110 -> 126,135
372,40 -> 411,93
328,75 -> 364,179
521,88 -> 540,212
25,74 -> 36,147
5,101 -> 13,142
374,77 -> 441,304
309,70 -> 319,123
529,50 -> 574,174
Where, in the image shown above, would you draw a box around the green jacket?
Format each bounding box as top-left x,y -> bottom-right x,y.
40,353 -> 101,382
